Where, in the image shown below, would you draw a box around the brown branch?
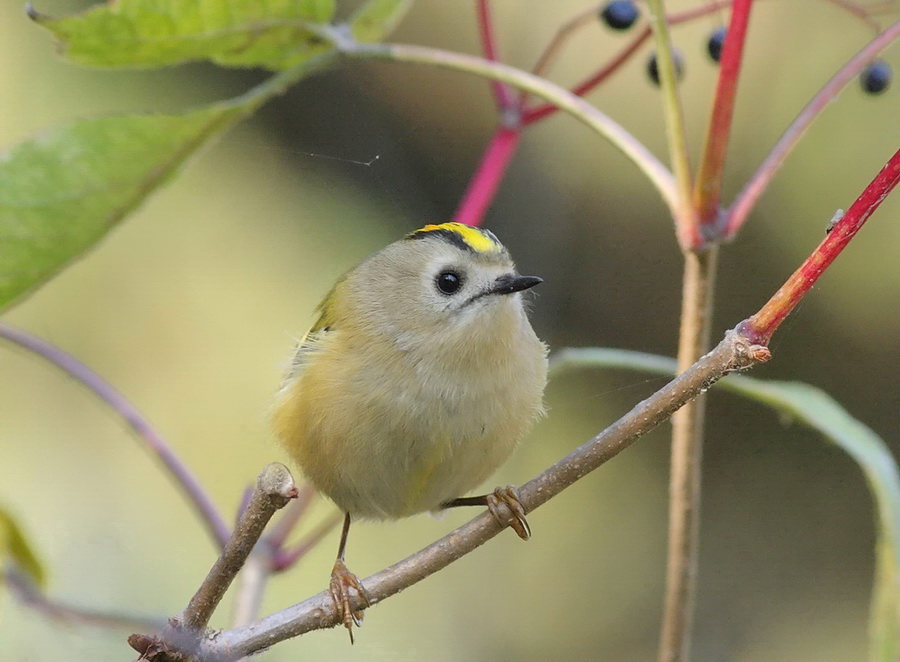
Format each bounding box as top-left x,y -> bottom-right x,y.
264,483 -> 316,552
181,464 -> 297,631
230,553 -> 272,630
128,463 -> 297,661
659,247 -> 720,662
127,147 -> 895,662
187,330 -> 767,661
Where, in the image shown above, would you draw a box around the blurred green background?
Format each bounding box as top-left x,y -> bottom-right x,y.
1,1 -> 897,660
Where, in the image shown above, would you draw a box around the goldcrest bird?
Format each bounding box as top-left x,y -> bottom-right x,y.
271,222 -> 547,639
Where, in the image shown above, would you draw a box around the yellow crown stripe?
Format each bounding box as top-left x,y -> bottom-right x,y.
410,222 -> 501,254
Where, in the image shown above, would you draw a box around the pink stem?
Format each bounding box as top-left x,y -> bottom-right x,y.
272,514 -> 342,571
265,483 -> 317,550
452,126 -> 522,227
476,0 -> 516,112
523,1 -> 735,126
740,149 -> 899,345
0,322 -> 231,548
725,21 -> 900,237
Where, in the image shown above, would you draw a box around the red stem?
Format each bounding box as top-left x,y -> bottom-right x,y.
523,26 -> 652,125
476,0 -> 516,112
725,21 -> 900,237
692,0 -> 754,233
452,126 -> 522,227
740,149 -> 899,345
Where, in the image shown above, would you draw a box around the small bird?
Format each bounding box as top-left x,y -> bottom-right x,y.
271,222 -> 548,639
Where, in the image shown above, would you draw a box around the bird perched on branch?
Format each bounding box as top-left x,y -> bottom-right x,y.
272,222 -> 548,640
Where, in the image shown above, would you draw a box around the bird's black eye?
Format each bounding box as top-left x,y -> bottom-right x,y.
435,271 -> 462,295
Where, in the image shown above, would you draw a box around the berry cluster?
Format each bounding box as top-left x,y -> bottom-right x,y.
598,1 -> 893,95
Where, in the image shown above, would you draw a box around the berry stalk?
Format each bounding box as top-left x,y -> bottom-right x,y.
725,21 -> 900,238
645,0 -> 697,247
692,0 -> 754,236
476,0 -> 516,112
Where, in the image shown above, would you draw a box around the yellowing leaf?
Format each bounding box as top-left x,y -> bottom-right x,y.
0,507 -> 45,586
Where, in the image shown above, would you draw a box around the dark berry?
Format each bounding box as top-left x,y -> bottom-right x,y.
860,59 -> 891,95
647,49 -> 685,86
707,27 -> 727,63
600,1 -> 639,31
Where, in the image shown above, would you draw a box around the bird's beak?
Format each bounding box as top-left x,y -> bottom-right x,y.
491,274 -> 543,295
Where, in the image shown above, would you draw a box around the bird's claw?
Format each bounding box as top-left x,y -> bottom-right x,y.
486,485 -> 531,540
329,559 -> 370,643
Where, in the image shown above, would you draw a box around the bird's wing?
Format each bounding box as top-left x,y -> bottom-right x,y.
282,285 -> 339,384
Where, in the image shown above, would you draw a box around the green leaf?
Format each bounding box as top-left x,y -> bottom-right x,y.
551,347 -> 900,661
0,103 -> 246,311
0,506 -> 45,586
29,0 -> 336,70
349,0 -> 415,43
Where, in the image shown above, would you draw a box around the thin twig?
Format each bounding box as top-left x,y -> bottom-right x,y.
523,1 -> 735,124
661,2 -> 754,657
5,566 -> 166,632
693,0 -> 754,234
0,322 -> 232,549
231,552 -> 273,630
232,486 -> 321,639
740,148 -> 899,344
331,38 -> 680,219
524,25 -> 652,125
528,3 -> 603,82
180,464 -> 298,632
645,0 -> 697,246
195,330 -> 767,660
456,2 -> 526,229
822,0 -> 887,31
724,21 -> 900,237
128,464 -> 298,661
127,147 -> 894,658
272,512 -> 343,571
265,483 -> 316,551
476,0 -> 517,114
658,246 -> 720,662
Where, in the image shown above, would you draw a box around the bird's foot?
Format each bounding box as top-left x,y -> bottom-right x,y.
486,485 -> 531,540
329,559 -> 370,644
